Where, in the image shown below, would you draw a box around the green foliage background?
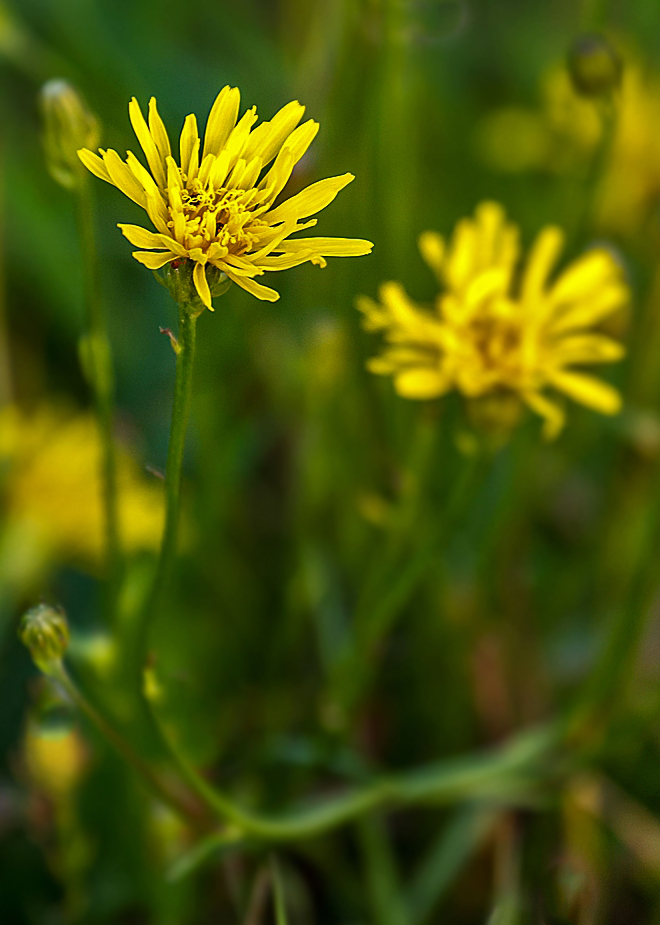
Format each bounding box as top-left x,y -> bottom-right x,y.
4,0 -> 660,922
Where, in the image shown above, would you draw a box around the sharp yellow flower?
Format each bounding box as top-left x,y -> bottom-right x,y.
358,202 -> 629,439
78,88 -> 373,309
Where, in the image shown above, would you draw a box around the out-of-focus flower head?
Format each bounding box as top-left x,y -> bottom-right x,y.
358,202 -> 629,439
0,404 -> 163,565
568,33 -> 623,98
24,719 -> 87,800
78,87 -> 373,313
39,79 -> 100,190
476,52 -> 660,235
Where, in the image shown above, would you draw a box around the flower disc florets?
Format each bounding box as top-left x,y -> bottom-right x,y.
78,87 -> 373,311
20,604 -> 70,675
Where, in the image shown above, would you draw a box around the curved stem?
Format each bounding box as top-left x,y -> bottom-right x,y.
75,175 -> 121,617
51,660 -> 197,823
152,689 -> 557,845
141,305 -> 197,648
568,485 -> 660,745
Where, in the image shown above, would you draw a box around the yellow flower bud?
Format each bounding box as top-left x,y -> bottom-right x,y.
568,34 -> 623,98
19,603 -> 70,675
39,79 -> 100,189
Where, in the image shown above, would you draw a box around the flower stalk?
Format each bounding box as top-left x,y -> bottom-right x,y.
141,299 -> 198,648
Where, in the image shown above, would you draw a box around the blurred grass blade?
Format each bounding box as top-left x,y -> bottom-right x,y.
406,805 -> 499,925
359,814 -> 411,925
271,856 -> 290,925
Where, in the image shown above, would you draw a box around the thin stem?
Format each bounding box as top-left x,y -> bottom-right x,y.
571,95 -> 617,247
51,660 -> 197,823
75,174 -> 121,614
141,305 -> 198,648
567,461 -> 660,745
0,143 -> 12,406
157,708 -> 557,847
358,814 -> 411,925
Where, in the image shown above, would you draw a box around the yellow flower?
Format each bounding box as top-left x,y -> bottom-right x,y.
358,202 -> 629,439
78,87 -> 373,309
24,722 -> 87,800
0,404 -> 164,564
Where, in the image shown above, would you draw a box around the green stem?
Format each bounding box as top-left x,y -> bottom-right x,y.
567,464 -> 660,743
75,174 -> 121,614
162,719 -> 557,850
0,143 -> 11,406
51,660 -> 196,823
333,445 -> 489,716
572,95 -> 617,247
141,305 -> 197,647
359,814 -> 411,925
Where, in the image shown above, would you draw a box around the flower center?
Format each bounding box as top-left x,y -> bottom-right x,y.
167,175 -> 267,257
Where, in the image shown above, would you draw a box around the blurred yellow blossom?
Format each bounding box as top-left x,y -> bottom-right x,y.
78,87 -> 372,310
0,404 -> 163,565
358,202 -> 628,439
24,721 -> 87,800
476,60 -> 660,235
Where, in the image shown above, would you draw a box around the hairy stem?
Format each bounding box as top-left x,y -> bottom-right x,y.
141,305 -> 197,649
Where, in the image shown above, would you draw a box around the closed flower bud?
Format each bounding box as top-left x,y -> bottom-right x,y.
39,79 -> 100,189
19,604 -> 70,675
568,34 -> 623,98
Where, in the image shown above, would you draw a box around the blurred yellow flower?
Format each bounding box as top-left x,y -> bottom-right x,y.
24,722 -> 87,800
78,87 -> 372,310
0,405 -> 163,564
476,61 -> 660,235
358,202 -> 628,439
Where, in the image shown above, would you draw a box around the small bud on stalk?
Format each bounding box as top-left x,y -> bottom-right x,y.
39,79 -> 100,189
19,604 -> 70,676
568,33 -> 623,98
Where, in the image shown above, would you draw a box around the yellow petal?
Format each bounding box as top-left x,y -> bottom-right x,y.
445,219 -> 478,293
128,97 -> 166,188
549,283 -> 629,334
277,236 -> 373,257
202,86 -> 241,159
224,106 -> 259,168
523,391 -> 565,440
148,97 -> 171,164
550,249 -> 621,303
118,224 -> 184,255
78,148 -> 112,183
102,149 -> 147,207
222,268 -> 280,301
552,333 -> 625,365
266,173 -> 354,224
549,369 -> 622,415
179,114 -> 200,180
418,231 -> 446,283
394,369 -> 448,399
243,100 -> 306,165
474,201 -> 506,269
193,262 -> 213,310
132,250 -> 176,269
521,226 -> 564,306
